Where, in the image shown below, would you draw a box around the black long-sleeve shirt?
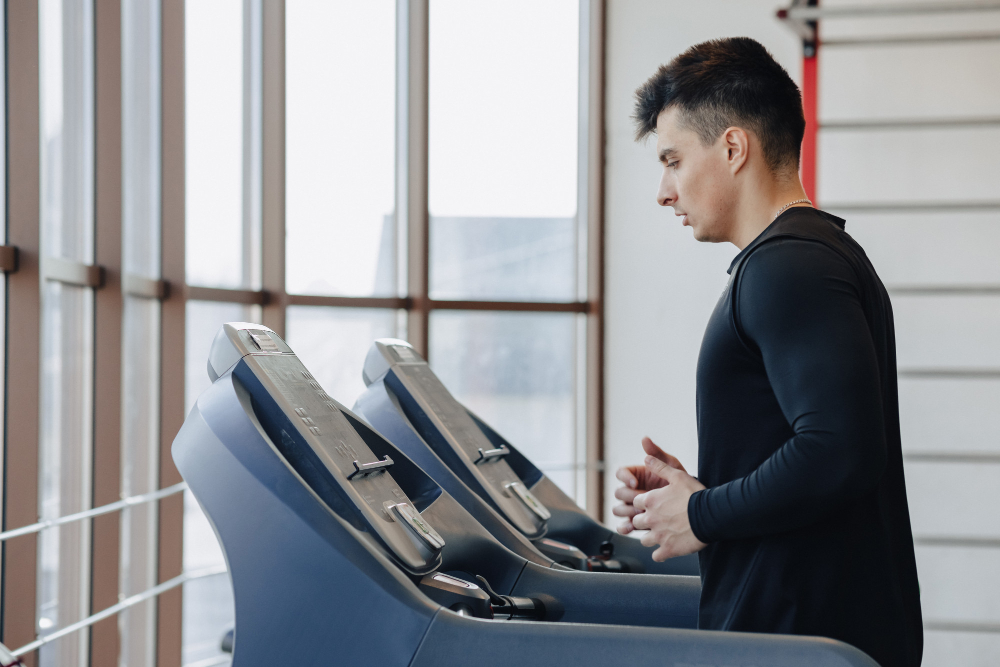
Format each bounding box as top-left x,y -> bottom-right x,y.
688,208 -> 922,667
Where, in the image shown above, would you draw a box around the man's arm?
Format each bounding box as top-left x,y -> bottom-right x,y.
688,239 -> 887,543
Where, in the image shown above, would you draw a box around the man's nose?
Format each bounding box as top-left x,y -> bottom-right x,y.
657,176 -> 675,207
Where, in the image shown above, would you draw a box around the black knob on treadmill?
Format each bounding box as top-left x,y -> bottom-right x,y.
220,627 -> 234,654
599,538 -> 615,559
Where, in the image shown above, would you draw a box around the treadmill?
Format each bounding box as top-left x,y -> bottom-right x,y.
355,338 -> 699,576
173,323 -> 877,666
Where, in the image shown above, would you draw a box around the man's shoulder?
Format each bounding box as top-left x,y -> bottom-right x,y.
739,235 -> 854,289
763,207 -> 848,246
736,208 -> 859,283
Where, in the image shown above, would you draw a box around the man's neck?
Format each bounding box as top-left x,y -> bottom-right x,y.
729,176 -> 810,250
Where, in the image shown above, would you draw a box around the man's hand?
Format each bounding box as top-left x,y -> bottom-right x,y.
612,437 -> 687,535
632,455 -> 708,561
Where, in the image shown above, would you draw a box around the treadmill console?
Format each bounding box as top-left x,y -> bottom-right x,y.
210,323 -> 445,574
364,339 -> 550,538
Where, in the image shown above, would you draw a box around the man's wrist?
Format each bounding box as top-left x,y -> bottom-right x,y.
687,487 -> 711,545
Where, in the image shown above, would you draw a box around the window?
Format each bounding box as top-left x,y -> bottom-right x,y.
0,2 -> 603,663
428,0 -> 581,303
185,0 -> 250,290
285,0 -> 398,298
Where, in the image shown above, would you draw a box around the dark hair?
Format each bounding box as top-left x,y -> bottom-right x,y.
633,37 -> 804,173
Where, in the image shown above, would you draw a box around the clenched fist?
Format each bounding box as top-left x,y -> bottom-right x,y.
612,437 -> 708,561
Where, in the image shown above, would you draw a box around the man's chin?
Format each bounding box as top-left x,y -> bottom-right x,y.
690,227 -> 720,243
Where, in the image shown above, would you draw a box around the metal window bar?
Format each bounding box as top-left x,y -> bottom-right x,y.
0,481 -> 187,542
10,564 -> 227,657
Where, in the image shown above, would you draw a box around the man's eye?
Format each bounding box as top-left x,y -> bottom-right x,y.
668,161 -> 679,168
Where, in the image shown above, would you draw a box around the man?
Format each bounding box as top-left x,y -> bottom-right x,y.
613,38 -> 922,666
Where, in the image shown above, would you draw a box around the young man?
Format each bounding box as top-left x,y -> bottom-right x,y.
612,38 -> 922,666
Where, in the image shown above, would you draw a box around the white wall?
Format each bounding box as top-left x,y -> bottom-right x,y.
603,0 -> 801,513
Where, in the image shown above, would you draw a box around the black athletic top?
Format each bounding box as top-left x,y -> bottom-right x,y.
688,207 -> 922,667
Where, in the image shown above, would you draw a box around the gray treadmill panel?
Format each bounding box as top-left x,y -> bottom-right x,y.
394,362 -> 546,537
248,353 -> 443,572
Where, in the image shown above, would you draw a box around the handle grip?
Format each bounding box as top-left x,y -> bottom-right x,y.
348,455 -> 394,479
474,445 -> 510,464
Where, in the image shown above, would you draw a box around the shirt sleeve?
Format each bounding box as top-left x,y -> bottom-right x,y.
688,238 -> 888,543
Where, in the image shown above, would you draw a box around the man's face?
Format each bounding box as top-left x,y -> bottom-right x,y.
654,107 -> 736,243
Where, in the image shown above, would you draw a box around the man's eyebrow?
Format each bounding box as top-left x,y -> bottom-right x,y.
658,147 -> 678,162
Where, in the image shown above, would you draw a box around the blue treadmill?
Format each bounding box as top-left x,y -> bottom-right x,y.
173,322 -> 877,666
354,338 -> 699,576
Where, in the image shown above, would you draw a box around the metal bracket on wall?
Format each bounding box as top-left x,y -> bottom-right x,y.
122,274 -> 170,300
43,256 -> 105,289
0,246 -> 19,274
777,0 -> 818,55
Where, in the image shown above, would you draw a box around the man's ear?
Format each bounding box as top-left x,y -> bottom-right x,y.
723,127 -> 749,174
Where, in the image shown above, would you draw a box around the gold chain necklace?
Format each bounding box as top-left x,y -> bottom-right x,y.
774,198 -> 812,220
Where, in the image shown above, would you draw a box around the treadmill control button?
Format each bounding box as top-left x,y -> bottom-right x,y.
504,481 -> 552,521
390,503 -> 446,551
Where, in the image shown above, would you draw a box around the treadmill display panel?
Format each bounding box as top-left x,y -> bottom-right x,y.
247,352 -> 443,573
393,362 -> 548,537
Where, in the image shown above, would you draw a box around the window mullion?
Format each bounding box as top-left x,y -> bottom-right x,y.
156,0 -> 187,664
402,0 -> 430,359
91,1 -> 124,664
261,0 -> 286,337
582,0 -> 606,521
2,0 -> 42,655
